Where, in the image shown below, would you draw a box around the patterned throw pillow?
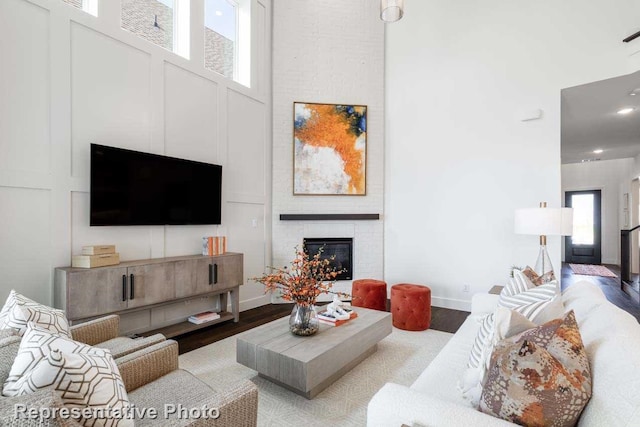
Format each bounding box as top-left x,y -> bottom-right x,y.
0,290 -> 71,338
3,323 -> 133,427
468,280 -> 561,369
461,307 -> 536,406
479,311 -> 591,427
521,266 -> 556,285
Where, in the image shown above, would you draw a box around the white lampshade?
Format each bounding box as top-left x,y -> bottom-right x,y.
515,207 -> 573,236
381,0 -> 404,23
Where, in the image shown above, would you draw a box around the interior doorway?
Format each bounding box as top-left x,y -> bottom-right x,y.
565,190 -> 602,265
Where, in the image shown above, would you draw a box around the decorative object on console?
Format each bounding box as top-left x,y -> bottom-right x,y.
380,0 -> 404,23
202,236 -> 227,256
0,290 -> 71,338
73,244 -> 119,268
293,102 -> 367,195
72,252 -> 120,268
479,311 -> 591,427
252,248 -> 348,336
81,245 -> 116,255
515,202 -> 573,282
390,284 -> 431,331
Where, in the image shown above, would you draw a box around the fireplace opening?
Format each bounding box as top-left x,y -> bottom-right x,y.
303,238 -> 353,281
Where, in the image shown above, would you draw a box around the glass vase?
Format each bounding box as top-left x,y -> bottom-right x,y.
289,303 -> 319,336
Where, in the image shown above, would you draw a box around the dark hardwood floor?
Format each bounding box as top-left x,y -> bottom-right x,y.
176,302 -> 470,355
561,263 -> 640,322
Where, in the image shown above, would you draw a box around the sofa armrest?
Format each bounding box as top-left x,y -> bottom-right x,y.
186,380 -> 258,427
117,340 -> 179,392
471,293 -> 500,315
0,389 -> 82,427
367,383 -> 514,427
70,315 -> 119,345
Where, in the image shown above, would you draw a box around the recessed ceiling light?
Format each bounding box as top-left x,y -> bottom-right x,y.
630,88 -> 640,96
593,149 -> 604,154
215,10 -> 223,16
617,107 -> 635,115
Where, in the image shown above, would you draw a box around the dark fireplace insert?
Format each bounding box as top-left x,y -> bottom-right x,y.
303,237 -> 353,281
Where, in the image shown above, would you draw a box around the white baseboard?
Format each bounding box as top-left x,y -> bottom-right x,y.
238,295 -> 271,312
431,296 -> 472,312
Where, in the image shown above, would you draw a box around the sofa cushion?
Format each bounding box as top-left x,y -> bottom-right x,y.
562,282 -> 640,426
0,290 -> 71,338
479,311 -> 591,427
3,323 -> 133,427
411,315 -> 480,407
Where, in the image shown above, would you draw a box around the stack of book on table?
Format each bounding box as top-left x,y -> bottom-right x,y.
188,311 -> 221,325
317,307 -> 358,326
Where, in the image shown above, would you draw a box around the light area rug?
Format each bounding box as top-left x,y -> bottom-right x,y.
569,264 -> 617,278
179,325 -> 452,427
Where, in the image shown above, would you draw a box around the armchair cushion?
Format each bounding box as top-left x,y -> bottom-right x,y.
0,388 -> 82,427
129,370 -> 258,427
3,323 -> 133,427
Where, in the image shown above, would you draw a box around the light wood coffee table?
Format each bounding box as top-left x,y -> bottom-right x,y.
236,307 -> 392,399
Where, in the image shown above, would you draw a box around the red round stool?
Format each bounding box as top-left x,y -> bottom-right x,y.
390,284 -> 431,331
351,279 -> 387,311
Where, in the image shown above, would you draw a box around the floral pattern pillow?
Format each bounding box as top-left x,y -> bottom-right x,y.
479,310 -> 591,427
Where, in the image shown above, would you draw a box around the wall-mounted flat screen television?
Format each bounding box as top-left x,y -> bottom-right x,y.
90,144 -> 222,226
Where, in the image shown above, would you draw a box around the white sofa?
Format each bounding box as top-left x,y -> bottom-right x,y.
367,281 -> 640,426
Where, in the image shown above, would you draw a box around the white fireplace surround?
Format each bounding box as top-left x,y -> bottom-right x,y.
271,221 -> 384,302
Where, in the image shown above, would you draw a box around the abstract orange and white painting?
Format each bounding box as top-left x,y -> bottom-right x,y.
293,102 -> 367,195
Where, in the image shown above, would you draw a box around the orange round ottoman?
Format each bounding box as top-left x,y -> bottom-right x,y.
391,284 -> 431,331
351,279 -> 387,311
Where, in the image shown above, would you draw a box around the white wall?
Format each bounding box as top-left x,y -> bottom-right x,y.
562,158 -> 634,264
385,0 -> 640,310
271,0 -> 385,298
0,0 -> 272,314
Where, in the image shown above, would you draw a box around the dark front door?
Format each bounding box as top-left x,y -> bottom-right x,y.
565,190 -> 602,264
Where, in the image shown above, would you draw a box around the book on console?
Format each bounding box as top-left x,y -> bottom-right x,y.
188,311 -> 221,324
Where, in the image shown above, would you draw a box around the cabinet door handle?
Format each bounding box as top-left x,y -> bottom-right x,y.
213,263 -> 218,284
122,275 -> 127,302
130,274 -> 135,300
208,264 -> 214,285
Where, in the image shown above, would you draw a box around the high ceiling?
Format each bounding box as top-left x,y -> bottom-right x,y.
561,70 -> 640,164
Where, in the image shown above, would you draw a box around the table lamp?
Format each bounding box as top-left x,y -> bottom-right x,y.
514,202 -> 573,282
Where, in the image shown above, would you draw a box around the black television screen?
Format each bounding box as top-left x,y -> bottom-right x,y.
90,144 -> 222,226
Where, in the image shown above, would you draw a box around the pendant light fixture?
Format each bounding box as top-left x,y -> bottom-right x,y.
380,0 -> 404,23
